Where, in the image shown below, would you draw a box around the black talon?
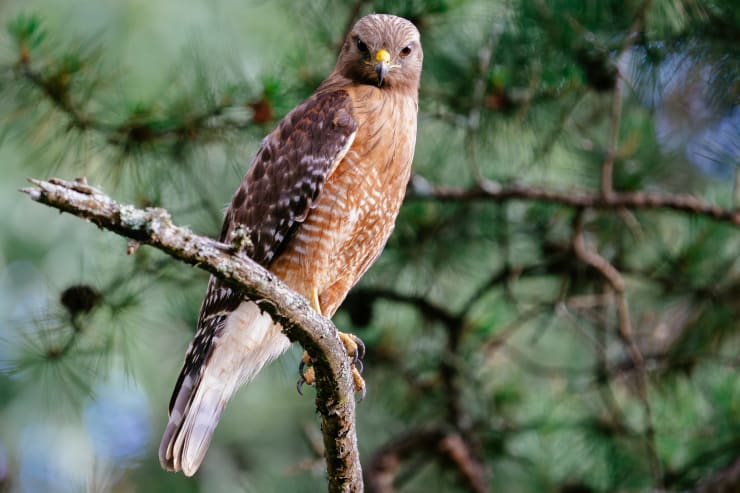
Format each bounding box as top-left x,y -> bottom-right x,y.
297,359 -> 310,395
354,336 -> 366,360
358,385 -> 367,402
354,359 -> 363,374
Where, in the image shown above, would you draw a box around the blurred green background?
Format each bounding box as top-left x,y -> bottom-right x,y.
0,1 -> 738,492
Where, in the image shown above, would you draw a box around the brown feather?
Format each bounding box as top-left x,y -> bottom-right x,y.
160,13 -> 422,476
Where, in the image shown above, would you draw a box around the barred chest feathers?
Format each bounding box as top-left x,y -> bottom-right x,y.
270,87 -> 417,316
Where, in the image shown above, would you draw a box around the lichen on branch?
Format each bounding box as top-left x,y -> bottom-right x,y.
21,176 -> 363,493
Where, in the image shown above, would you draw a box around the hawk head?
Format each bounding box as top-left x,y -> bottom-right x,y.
336,14 -> 422,91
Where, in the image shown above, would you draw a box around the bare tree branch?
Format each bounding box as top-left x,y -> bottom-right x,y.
365,428 -> 445,493
438,433 -> 489,493
601,0 -> 652,198
20,177 -> 362,493
694,457 -> 740,493
408,175 -> 740,226
572,209 -> 663,488
365,428 -> 489,493
600,75 -> 622,199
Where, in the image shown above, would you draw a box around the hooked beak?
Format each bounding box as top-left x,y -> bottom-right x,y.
374,48 -> 391,87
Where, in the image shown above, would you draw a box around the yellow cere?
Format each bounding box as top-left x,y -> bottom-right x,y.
375,49 -> 391,63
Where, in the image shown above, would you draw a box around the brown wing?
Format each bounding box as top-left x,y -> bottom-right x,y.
221,89 -> 357,265
167,89 -> 358,412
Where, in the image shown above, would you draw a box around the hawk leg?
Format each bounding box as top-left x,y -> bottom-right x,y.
297,290 -> 366,398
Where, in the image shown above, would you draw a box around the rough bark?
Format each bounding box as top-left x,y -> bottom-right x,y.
21,177 -> 363,493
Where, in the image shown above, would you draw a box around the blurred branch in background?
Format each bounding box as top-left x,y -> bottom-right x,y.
571,208 -> 661,486
14,49 -> 255,152
408,174 -> 740,226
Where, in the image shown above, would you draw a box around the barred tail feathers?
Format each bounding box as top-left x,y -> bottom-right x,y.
159,300 -> 291,476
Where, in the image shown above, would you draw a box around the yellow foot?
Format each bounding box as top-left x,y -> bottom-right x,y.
339,331 -> 366,400
296,333 -> 367,400
297,351 -> 315,395
296,288 -> 366,398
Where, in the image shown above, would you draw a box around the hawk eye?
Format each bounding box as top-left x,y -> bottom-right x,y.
399,44 -> 412,57
356,37 -> 369,53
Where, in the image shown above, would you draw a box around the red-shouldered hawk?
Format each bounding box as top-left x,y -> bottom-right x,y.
159,14 -> 422,476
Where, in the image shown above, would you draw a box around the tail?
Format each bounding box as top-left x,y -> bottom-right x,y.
159,301 -> 291,476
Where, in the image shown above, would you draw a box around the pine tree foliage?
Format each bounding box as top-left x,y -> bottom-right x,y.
0,0 -> 737,492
